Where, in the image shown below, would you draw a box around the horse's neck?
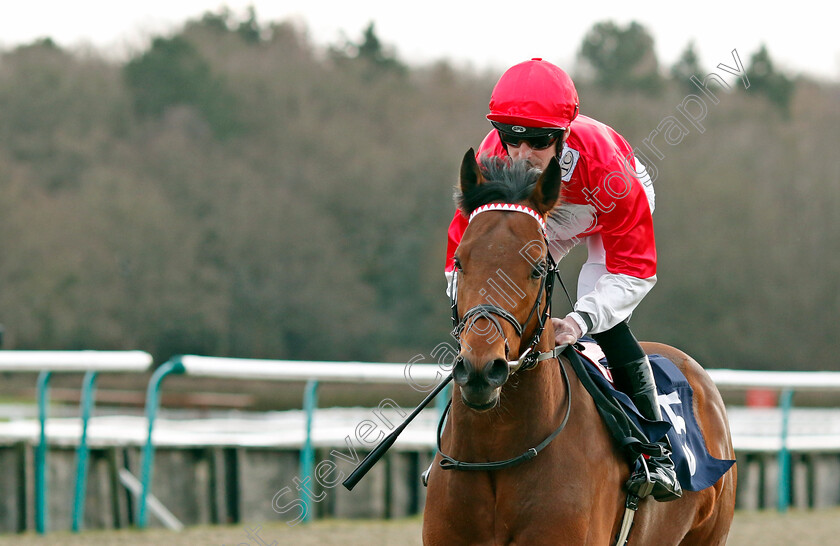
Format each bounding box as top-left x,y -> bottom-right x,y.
448,355 -> 566,457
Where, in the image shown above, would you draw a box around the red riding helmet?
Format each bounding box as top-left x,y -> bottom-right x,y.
487,58 -> 580,129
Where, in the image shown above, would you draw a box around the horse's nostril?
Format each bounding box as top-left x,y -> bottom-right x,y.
484,358 -> 509,388
452,356 -> 470,385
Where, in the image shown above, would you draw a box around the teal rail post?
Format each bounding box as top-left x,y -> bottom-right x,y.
777,388 -> 794,512
430,381 -> 451,470
435,382 -> 451,417
138,358 -> 185,528
72,370 -> 99,532
300,379 -> 319,523
35,370 -> 53,534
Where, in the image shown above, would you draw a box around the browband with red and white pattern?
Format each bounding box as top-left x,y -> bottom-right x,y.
468,203 -> 547,236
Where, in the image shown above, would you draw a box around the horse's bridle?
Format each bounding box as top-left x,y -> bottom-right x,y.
439,203 -> 574,472
450,203 -> 560,372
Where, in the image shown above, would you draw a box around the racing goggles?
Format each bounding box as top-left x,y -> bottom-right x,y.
492,122 -> 565,150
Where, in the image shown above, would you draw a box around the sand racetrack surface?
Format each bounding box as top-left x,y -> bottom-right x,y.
1,509 -> 838,545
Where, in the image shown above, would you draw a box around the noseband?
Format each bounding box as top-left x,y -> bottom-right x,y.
451,203 -> 559,371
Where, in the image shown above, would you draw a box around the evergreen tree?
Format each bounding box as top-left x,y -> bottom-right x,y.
671,41 -> 703,94
124,35 -> 239,137
578,21 -> 662,94
331,22 -> 406,77
747,44 -> 795,114
237,6 -> 262,44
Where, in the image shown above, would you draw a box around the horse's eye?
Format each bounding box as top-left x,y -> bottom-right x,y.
531,262 -> 547,279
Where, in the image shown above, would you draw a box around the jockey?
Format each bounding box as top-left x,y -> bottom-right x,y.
444,58 -> 682,502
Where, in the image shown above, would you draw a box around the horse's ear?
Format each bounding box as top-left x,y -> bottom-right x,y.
459,148 -> 484,196
532,156 -> 562,214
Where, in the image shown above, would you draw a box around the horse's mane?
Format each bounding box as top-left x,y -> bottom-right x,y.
455,157 -> 541,215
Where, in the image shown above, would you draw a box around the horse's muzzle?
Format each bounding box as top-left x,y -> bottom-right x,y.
452,355 -> 508,411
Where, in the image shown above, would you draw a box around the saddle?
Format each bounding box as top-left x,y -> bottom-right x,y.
569,341 -> 735,492
566,342 -> 666,462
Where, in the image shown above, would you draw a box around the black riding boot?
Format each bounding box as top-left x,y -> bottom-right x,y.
609,356 -> 682,501
592,322 -> 682,502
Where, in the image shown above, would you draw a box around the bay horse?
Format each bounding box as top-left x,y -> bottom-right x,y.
422,151 -> 736,545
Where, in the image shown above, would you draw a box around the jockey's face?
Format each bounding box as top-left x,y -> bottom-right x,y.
507,140 -> 557,170
506,130 -> 569,170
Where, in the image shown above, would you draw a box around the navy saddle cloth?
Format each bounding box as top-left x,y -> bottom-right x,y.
576,343 -> 735,492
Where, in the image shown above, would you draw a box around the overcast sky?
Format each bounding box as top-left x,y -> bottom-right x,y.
1,1 -> 838,80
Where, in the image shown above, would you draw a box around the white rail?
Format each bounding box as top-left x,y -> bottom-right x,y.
0,350 -> 153,372
705,367 -> 840,512
179,358 -> 840,390
707,369 -> 840,390
178,355 -> 445,383
2,353 -> 838,520
0,350 -> 154,534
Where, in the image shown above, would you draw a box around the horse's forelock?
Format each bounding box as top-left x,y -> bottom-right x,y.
455,158 -> 542,215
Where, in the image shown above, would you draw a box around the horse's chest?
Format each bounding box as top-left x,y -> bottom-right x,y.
426,480 -> 600,546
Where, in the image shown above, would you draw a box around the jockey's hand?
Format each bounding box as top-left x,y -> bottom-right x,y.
552,316 -> 582,347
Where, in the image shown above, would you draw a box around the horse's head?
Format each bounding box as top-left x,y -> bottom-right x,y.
450,149 -> 562,411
